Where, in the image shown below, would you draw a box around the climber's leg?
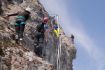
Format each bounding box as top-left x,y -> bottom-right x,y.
34,32 -> 40,46
15,21 -> 20,43
20,23 -> 25,39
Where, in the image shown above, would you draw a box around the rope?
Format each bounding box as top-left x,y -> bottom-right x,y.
57,36 -> 61,70
52,15 -> 61,70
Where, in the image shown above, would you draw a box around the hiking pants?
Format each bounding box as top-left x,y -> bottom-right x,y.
35,32 -> 44,45
15,21 -> 25,38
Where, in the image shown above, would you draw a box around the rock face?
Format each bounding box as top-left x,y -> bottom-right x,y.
0,0 -> 76,70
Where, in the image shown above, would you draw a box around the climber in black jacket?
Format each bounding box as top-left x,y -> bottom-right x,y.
34,17 -> 49,57
34,17 -> 49,46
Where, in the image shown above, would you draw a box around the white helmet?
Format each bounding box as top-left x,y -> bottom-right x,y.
25,7 -> 32,12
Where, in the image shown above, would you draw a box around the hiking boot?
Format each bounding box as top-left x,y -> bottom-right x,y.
19,38 -> 23,41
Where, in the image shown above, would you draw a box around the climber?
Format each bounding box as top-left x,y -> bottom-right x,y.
34,16 -> 49,46
52,18 -> 59,38
70,34 -> 74,44
34,16 -> 49,57
5,7 -> 31,41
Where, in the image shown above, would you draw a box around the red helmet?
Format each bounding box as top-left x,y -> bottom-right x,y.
43,17 -> 48,23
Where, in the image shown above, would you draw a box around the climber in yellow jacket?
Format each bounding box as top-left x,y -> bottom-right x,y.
52,18 -> 59,38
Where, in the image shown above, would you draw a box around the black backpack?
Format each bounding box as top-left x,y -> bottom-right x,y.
36,23 -> 44,33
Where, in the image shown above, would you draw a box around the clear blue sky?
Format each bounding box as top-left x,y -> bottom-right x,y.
39,0 -> 105,70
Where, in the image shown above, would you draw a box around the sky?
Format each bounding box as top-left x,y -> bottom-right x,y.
39,0 -> 105,70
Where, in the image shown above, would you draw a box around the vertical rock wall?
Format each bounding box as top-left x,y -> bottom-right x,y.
0,0 -> 76,70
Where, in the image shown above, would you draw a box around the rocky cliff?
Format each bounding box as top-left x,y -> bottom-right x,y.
0,0 -> 76,70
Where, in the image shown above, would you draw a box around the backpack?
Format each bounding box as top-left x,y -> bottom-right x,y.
36,23 -> 44,33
